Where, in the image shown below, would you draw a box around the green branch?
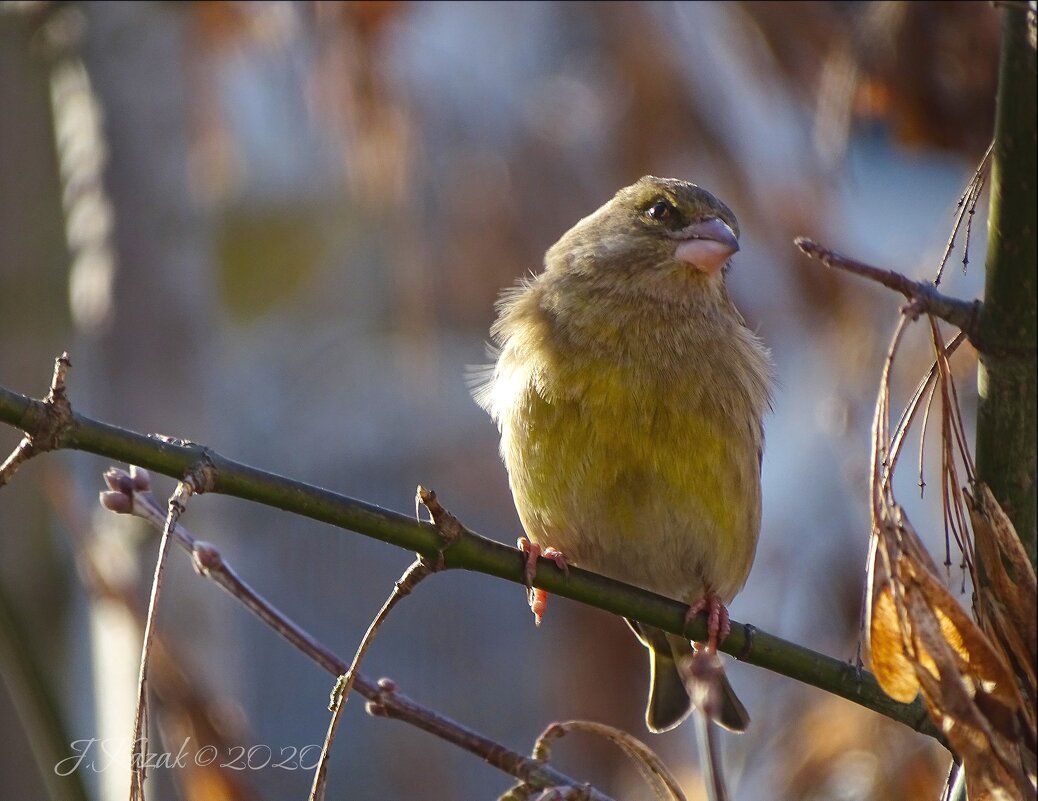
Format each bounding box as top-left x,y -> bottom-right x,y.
976,3 -> 1038,564
0,377 -> 942,744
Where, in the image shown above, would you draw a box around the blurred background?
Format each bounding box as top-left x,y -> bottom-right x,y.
0,2 -> 1001,799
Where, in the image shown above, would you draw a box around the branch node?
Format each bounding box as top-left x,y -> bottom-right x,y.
901,298 -> 926,321
395,557 -> 433,595
415,485 -> 465,570
0,352 -> 75,486
182,450 -> 218,495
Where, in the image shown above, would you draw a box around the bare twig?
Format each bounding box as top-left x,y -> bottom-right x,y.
367,681 -> 613,801
928,317 -> 977,585
917,379 -> 938,499
128,478 -> 195,801
532,721 -> 684,801
99,468 -> 614,800
936,141 -> 993,285
309,556 -> 433,801
795,238 -> 982,344
0,353 -> 71,487
885,332 -> 967,489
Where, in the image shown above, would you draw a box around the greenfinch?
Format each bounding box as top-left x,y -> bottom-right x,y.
475,176 -> 771,733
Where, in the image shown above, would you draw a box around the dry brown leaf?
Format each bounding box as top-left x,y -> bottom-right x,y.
915,660 -> 1027,801
869,571 -> 921,703
868,501 -> 1033,801
904,583 -> 1031,801
868,500 -> 1036,801
911,556 -> 1024,714
967,484 -> 1038,689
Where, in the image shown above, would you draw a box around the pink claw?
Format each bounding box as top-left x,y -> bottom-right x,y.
516,538 -> 570,626
541,546 -> 570,575
685,592 -> 731,655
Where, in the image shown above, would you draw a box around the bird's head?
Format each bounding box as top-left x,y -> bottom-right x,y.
544,176 -> 740,299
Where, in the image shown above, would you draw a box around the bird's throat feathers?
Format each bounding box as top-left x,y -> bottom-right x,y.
494,268 -> 744,371
481,272 -> 771,429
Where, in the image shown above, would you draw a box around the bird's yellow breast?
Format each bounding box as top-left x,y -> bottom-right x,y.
497,344 -> 761,601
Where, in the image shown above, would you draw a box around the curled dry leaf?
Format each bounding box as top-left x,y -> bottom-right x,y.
869,581 -> 919,704
967,484 -> 1038,709
869,509 -> 1022,707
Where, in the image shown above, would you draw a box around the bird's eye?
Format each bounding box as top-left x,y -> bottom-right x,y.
646,199 -> 675,222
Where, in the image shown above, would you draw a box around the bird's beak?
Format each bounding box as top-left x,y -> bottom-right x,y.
673,217 -> 739,275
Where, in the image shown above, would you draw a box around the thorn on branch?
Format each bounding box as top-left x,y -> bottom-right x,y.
415,485 -> 465,570
0,352 -> 74,487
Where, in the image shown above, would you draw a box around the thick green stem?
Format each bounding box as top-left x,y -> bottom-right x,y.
976,4 -> 1037,565
0,381 -> 941,743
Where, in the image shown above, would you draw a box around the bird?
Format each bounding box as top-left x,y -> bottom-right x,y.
473,175 -> 772,733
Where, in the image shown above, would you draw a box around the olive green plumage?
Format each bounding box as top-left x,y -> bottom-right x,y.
476,176 -> 772,732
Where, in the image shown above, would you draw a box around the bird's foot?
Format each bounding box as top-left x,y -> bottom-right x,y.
685,592 -> 731,655
517,538 -> 569,626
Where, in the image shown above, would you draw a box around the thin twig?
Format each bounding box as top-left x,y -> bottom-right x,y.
885,332 -> 967,488
917,379 -> 938,499
99,468 -> 613,800
532,721 -> 684,801
309,557 -> 433,801
928,318 -> 978,585
128,478 -> 194,801
368,685 -> 612,801
795,238 -> 982,344
935,142 -> 993,285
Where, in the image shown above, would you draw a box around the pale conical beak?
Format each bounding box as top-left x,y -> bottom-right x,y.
673,217 -> 739,275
